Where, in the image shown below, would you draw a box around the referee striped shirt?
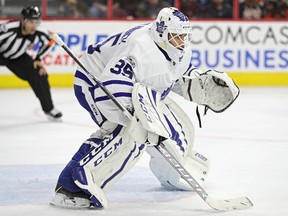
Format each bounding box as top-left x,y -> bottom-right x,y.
0,20 -> 54,60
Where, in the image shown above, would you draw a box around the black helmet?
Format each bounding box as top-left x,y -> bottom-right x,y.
21,5 -> 41,20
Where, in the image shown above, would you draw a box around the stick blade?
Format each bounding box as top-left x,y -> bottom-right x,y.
206,196 -> 253,211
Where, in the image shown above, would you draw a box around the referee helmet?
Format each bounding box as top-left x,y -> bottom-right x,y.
21,5 -> 41,20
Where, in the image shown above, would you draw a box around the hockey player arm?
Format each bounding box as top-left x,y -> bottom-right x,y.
34,29 -> 55,61
33,30 -> 55,75
82,55 -> 137,126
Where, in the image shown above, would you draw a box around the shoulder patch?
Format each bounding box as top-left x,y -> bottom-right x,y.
0,23 -> 8,33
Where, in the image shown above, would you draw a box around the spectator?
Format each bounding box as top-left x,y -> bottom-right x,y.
112,1 -> 129,18
81,0 -> 107,18
80,0 -> 127,18
262,0 -> 287,19
282,0 -> 288,18
239,0 -> 263,19
58,0 -> 84,18
180,0 -> 201,18
206,0 -> 233,18
197,0 -> 210,17
114,0 -> 139,18
135,0 -> 171,18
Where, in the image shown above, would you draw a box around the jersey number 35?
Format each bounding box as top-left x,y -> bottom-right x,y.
110,59 -> 133,80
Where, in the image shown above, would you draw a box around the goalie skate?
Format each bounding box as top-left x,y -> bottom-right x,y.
50,184 -> 92,209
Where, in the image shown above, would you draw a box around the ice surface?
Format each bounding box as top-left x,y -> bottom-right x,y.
0,87 -> 288,216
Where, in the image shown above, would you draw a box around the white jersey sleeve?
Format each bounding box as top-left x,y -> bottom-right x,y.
92,56 -> 137,126
74,53 -> 138,126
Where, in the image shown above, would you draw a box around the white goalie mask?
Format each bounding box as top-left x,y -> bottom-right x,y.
150,7 -> 192,63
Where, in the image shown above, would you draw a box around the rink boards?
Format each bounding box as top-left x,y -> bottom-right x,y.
0,20 -> 287,87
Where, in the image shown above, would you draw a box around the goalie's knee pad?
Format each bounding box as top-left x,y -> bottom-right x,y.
148,148 -> 210,190
146,95 -> 210,190
182,151 -> 210,188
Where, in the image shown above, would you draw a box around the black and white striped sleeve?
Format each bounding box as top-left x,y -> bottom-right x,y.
0,21 -> 17,41
0,21 -> 21,59
34,27 -> 55,60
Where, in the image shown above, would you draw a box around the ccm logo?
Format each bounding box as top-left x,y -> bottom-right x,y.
195,152 -> 207,162
138,93 -> 152,123
94,139 -> 123,166
79,137 -> 122,167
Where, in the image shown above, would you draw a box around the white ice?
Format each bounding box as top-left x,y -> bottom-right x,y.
0,87 -> 288,216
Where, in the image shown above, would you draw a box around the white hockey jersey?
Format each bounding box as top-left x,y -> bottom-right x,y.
74,23 -> 194,126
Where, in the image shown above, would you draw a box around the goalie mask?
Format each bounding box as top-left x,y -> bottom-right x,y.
150,7 -> 192,63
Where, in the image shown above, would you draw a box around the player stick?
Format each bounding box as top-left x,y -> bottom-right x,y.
156,142 -> 253,211
52,33 -> 253,211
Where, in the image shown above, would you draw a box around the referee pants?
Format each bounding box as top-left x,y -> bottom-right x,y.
0,53 -> 54,113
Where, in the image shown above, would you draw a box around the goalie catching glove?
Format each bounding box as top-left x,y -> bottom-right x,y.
181,69 -> 240,113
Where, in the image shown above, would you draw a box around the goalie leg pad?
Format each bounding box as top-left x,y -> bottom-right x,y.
146,96 -> 210,190
56,142 -> 99,193
73,166 -> 109,208
148,147 -> 210,190
72,117 -> 147,208
53,135 -> 109,208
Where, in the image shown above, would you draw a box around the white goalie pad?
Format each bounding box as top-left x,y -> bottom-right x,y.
181,70 -> 240,113
73,117 -> 148,208
132,83 -> 210,190
148,148 -> 210,190
145,96 -> 210,190
83,117 -> 147,190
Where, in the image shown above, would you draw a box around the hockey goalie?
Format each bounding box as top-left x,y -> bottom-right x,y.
50,7 -> 239,209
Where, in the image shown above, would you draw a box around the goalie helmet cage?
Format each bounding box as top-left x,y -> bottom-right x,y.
52,33 -> 253,212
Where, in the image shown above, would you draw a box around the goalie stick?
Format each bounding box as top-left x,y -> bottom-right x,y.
52,33 -> 253,211
156,143 -> 253,211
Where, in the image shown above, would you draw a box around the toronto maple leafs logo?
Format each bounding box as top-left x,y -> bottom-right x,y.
156,21 -> 167,34
172,10 -> 189,22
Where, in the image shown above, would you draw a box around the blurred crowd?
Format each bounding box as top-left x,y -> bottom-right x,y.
57,0 -> 172,18
238,0 -> 288,19
56,0 -> 288,19
180,0 -> 288,19
0,0 -> 287,19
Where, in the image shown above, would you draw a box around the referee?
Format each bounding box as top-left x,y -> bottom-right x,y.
0,5 -> 62,120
